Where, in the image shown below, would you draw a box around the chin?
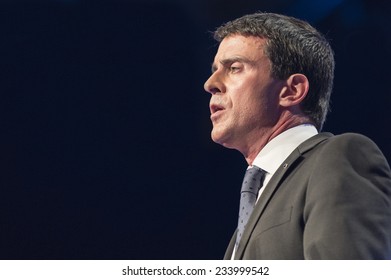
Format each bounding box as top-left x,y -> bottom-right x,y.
211,131 -> 234,149
211,131 -> 223,145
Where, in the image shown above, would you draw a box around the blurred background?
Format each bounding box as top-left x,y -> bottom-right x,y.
0,0 -> 390,259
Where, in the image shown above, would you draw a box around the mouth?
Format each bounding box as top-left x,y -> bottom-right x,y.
210,104 -> 224,115
209,103 -> 225,121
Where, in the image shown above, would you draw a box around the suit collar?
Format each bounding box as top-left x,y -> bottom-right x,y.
231,132 -> 333,259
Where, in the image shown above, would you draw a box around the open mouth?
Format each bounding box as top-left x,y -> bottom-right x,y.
210,104 -> 224,115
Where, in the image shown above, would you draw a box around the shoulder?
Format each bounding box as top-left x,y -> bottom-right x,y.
318,132 -> 385,159
308,132 -> 391,178
297,132 -> 383,160
324,132 -> 377,147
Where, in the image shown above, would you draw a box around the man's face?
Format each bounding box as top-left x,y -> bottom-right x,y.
204,35 -> 284,152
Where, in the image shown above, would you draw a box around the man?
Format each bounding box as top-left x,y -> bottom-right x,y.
204,12 -> 391,259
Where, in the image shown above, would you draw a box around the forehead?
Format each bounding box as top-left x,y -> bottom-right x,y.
214,35 -> 268,62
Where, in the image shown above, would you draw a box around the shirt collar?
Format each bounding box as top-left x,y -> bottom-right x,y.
251,124 -> 318,175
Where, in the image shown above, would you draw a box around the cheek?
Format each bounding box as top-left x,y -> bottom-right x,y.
230,78 -> 280,117
241,89 -> 279,123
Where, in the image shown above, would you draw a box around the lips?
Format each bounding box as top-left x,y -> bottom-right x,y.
210,103 -> 224,115
209,102 -> 225,121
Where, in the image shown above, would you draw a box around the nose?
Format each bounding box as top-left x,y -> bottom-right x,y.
204,72 -> 225,95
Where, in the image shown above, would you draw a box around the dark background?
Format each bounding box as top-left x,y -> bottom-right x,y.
1,0 -> 390,259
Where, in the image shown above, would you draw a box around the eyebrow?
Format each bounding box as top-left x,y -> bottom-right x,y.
211,56 -> 255,73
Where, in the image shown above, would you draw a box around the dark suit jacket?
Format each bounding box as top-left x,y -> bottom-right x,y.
224,133 -> 391,259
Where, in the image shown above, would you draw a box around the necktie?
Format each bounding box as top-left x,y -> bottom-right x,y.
235,166 -> 266,249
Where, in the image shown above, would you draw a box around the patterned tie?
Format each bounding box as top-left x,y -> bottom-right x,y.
235,166 -> 266,249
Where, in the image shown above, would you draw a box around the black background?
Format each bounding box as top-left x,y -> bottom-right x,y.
1,0 -> 390,259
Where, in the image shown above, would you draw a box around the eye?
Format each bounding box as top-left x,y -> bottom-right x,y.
229,63 -> 242,73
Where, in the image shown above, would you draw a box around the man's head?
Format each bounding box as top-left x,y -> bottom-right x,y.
211,12 -> 335,131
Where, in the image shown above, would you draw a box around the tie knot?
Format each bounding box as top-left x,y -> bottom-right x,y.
240,166 -> 265,195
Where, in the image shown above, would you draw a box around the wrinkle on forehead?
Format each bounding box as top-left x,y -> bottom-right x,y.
217,35 -> 267,59
211,35 -> 271,73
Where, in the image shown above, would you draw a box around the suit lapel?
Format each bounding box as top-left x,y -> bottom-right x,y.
233,132 -> 332,259
223,230 -> 236,259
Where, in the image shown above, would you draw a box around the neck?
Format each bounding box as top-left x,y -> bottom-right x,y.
242,113 -> 313,165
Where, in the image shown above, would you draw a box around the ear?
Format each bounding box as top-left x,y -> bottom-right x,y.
279,74 -> 309,107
